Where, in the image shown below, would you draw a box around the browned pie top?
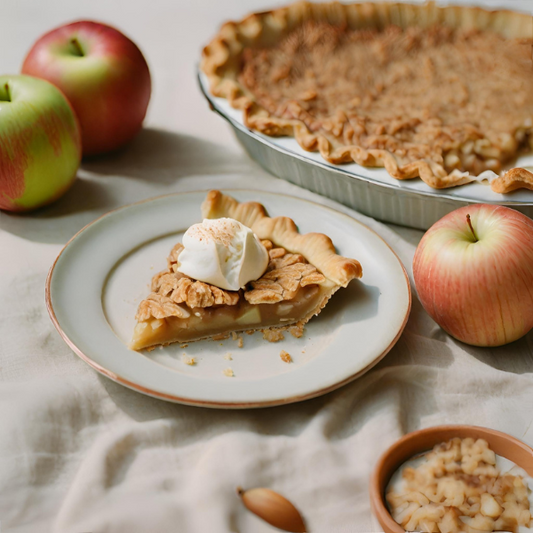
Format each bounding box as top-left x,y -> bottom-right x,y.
240,21 -> 533,177
135,239 -> 328,322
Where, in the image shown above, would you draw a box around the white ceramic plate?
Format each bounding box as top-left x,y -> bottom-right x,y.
46,190 -> 411,408
199,72 -> 533,206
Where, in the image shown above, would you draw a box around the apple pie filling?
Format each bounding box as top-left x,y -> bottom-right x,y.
130,240 -> 336,350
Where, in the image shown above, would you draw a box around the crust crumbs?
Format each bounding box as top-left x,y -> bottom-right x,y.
280,350 -> 292,363
223,368 -> 234,377
262,329 -> 285,342
289,322 -> 305,339
182,355 -> 196,366
231,331 -> 244,348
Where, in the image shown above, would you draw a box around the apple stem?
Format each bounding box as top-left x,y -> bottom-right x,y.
466,214 -> 478,242
70,37 -> 85,57
3,83 -> 10,102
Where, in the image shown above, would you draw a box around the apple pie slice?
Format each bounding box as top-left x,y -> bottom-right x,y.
130,191 -> 362,350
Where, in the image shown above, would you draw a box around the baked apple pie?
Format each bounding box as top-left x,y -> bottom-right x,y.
130,191 -> 362,350
201,2 -> 533,193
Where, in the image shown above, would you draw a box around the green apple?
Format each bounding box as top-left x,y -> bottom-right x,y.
0,75 -> 81,212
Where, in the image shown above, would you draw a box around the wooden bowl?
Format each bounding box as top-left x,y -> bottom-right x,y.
370,425 -> 533,533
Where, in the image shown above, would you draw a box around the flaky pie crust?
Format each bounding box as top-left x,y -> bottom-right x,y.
202,190 -> 362,287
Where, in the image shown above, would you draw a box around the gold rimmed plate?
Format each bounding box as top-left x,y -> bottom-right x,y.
46,189 -> 411,408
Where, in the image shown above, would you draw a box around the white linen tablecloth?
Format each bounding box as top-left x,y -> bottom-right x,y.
1,1 -> 533,532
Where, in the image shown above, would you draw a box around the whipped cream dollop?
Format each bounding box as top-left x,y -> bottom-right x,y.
177,218 -> 269,291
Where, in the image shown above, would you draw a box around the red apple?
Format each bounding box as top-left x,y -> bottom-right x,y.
413,204 -> 533,347
0,75 -> 81,212
22,21 -> 151,156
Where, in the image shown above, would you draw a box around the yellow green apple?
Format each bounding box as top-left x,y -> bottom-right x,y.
0,75 -> 81,212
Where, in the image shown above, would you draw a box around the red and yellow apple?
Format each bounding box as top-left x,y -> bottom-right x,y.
0,75 -> 81,212
22,21 -> 151,156
413,204 -> 533,347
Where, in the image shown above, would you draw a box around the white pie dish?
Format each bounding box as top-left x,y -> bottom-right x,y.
46,190 -> 411,408
198,72 -> 533,230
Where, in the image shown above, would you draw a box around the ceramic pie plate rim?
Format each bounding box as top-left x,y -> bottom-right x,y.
45,189 -> 411,409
